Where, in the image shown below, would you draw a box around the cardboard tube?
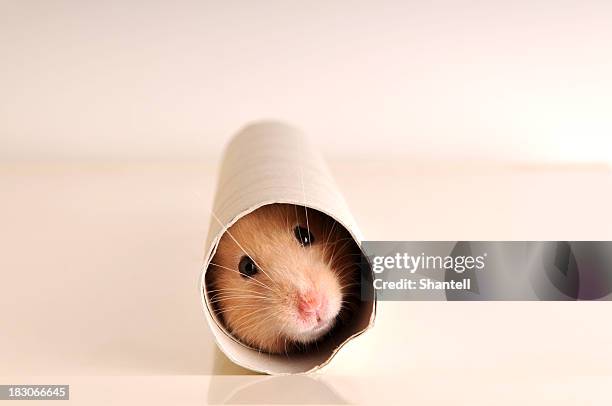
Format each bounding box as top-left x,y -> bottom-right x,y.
200,121 -> 375,374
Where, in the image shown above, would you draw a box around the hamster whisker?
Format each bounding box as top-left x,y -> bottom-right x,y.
209,292 -> 269,298
209,291 -> 273,301
209,262 -> 277,293
208,292 -> 268,299
230,310 -> 279,340
208,289 -> 278,298
325,251 -> 363,258
213,304 -> 267,315
229,317 -> 270,338
208,295 -> 270,304
341,289 -> 362,298
297,163 -> 311,247
339,299 -> 358,311
293,204 -> 306,242
227,307 -> 271,326
209,299 -> 268,307
211,211 -> 277,288
330,257 -> 362,271
337,278 -> 360,291
316,240 -> 356,256
253,314 -> 287,346
207,287 -> 270,294
283,206 -> 291,231
318,237 -> 354,247
338,282 -> 361,290
266,316 -> 290,356
325,238 -> 355,265
339,293 -> 361,305
208,292 -> 271,299
332,237 -> 355,251
279,320 -> 290,356
323,220 -> 338,248
332,262 -> 360,275
214,303 -> 264,311
337,273 -> 358,283
209,291 -> 282,301
210,297 -> 265,306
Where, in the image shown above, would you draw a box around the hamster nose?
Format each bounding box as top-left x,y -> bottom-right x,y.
297,290 -> 327,321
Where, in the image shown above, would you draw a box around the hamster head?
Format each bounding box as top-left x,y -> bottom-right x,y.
206,204 -> 360,354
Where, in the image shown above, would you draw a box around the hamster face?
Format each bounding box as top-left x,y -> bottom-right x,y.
206,204 -> 360,354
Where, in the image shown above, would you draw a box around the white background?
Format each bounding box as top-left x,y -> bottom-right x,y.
1,0 -> 611,164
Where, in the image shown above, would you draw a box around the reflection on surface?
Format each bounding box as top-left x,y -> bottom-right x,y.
208,347 -> 348,404
211,347 -> 257,376
2,374 -> 612,405
207,375 -> 348,405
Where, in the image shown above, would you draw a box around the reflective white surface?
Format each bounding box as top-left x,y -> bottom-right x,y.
0,162 -> 611,403
1,375 -> 611,405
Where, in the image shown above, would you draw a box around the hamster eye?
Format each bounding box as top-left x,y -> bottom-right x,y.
294,225 -> 315,247
238,256 -> 259,278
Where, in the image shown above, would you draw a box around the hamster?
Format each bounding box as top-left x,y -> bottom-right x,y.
205,203 -> 361,354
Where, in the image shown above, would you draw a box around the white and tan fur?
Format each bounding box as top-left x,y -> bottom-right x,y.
206,203 -> 360,354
